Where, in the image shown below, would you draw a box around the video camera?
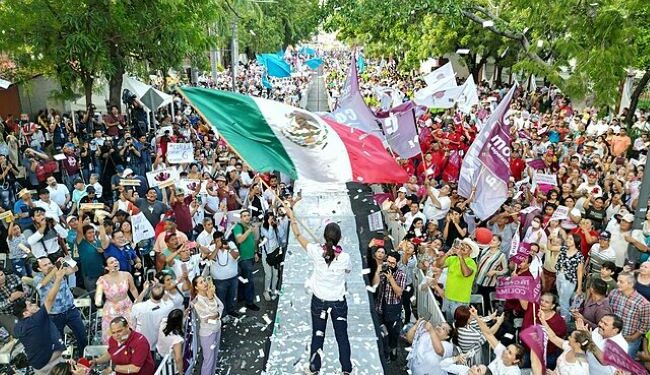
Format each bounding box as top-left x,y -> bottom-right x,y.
122,89 -> 137,106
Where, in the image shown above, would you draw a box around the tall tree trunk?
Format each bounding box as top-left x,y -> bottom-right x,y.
84,76 -> 94,108
108,65 -> 124,108
626,67 -> 650,126
495,65 -> 503,86
472,56 -> 488,82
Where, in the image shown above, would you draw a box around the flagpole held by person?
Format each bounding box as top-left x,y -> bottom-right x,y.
285,204 -> 353,375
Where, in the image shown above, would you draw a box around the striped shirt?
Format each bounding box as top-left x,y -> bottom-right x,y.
456,320 -> 486,353
588,243 -> 616,274
476,249 -> 508,287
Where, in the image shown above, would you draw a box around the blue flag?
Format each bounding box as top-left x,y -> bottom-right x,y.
258,54 -> 292,78
305,58 -> 323,70
262,73 -> 273,89
299,46 -> 317,57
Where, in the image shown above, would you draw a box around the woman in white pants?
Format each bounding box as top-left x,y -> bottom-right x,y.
192,275 -> 224,375
260,211 -> 288,301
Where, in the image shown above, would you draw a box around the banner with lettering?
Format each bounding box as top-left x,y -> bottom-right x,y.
511,242 -> 532,265
167,143 -> 195,164
520,325 -> 548,373
495,275 -> 541,303
603,339 -> 647,375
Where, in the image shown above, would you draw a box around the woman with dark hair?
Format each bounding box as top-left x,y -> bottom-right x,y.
535,314 -> 592,375
406,217 -> 426,241
95,257 -> 138,343
475,235 -> 508,310
555,233 -> 584,322
156,309 -> 185,374
286,206 -> 353,375
260,210 -> 288,301
191,275 -> 223,375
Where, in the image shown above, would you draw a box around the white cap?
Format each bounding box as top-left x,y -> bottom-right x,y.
122,168 -> 134,178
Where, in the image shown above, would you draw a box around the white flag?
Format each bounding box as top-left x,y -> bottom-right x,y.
457,75 -> 480,114
413,75 -> 459,107
423,62 -> 455,87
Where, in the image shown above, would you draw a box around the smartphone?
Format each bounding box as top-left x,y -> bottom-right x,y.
375,239 -> 385,247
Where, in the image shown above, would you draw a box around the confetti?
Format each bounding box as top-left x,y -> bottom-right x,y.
361,268 -> 371,275
316,330 -> 324,336
259,349 -> 265,358
263,314 -> 272,325
238,276 -> 249,284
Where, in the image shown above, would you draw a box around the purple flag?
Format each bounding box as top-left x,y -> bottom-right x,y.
331,54 -> 382,138
458,85 -> 517,220
520,325 -> 548,373
511,242 -> 532,265
603,339 -> 648,375
495,275 -> 541,303
379,110 -> 420,158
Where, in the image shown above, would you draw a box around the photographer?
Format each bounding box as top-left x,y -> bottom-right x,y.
374,250 -> 406,361
24,207 -> 69,260
119,133 -> 143,176
32,256 -> 87,356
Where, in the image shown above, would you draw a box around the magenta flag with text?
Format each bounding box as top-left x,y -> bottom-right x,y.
603,339 -> 647,375
520,325 -> 548,373
458,85 -> 517,220
331,54 -> 383,139
495,275 -> 541,303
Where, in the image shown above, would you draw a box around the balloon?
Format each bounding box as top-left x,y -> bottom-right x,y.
475,227 -> 493,246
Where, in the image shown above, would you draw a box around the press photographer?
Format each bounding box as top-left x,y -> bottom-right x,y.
24,207 -> 69,261
374,251 -> 406,361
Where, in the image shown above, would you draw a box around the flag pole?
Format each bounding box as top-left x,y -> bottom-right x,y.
411,108 -> 430,175
176,87 -> 320,243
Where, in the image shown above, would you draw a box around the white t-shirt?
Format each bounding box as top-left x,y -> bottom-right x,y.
46,184 -> 70,207
131,299 -> 174,348
171,254 -> 202,294
556,341 -> 589,375
606,221 -> 645,267
407,322 -> 454,375
196,229 -> 216,249
423,189 -> 451,221
33,199 -> 63,222
156,318 -> 185,357
588,330 -> 628,375
488,343 -> 521,375
306,243 -> 351,301
209,248 -> 239,280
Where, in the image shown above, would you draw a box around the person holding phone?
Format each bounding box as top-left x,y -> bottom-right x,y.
286,205 -> 353,375
192,275 -> 224,375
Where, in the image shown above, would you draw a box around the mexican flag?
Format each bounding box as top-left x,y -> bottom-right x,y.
179,87 -> 408,184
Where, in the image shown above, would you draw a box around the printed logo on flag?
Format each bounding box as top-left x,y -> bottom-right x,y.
281,111 -> 329,150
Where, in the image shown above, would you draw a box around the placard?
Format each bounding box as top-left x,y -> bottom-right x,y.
178,179 -> 202,195
0,211 -> 14,223
495,275 -> 541,302
535,173 -> 557,186
550,205 -> 569,221
167,143 -> 194,164
511,242 -> 531,265
146,168 -> 180,188
368,211 -> 384,232
603,339 -> 647,375
119,179 -> 141,186
132,212 -> 155,244
80,203 -> 105,210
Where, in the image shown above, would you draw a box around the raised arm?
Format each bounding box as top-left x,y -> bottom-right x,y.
469,306 -> 499,349
44,268 -> 66,313
285,206 -> 309,250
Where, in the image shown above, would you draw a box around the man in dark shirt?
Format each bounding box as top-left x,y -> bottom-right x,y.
13,266 -> 67,374
130,188 -> 169,228
584,196 -> 607,230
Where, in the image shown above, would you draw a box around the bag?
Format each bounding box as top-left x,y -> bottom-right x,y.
265,247 -> 284,267
35,161 -> 58,182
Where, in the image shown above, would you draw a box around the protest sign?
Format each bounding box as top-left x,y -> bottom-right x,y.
550,205 -> 569,221
132,212 -> 155,244
511,242 -> 532,265
178,179 -> 202,195
368,211 -> 384,232
603,339 -> 647,375
0,211 -> 14,223
146,168 -> 180,188
536,173 -> 557,186
495,276 -> 541,302
167,143 -> 194,164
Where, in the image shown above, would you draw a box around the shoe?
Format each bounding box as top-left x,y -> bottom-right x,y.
246,303 -> 261,311
228,311 -> 241,318
263,291 -> 272,301
271,293 -> 277,301
389,349 -> 397,361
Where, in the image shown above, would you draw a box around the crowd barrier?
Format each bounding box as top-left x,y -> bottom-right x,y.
414,268 -> 445,325
154,354 -> 176,375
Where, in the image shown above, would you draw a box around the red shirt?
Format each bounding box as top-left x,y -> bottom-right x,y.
571,227 -> 598,258
108,331 -> 155,375
510,158 -> 526,181
172,195 -> 194,234
522,304 -> 567,356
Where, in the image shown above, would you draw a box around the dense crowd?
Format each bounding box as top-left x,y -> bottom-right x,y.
341,55 -> 650,374
0,52 -> 310,375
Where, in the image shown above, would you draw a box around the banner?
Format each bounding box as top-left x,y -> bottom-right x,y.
535,173 -> 557,193
330,54 -> 382,139
550,205 -> 569,221
456,75 -> 480,114
167,143 -> 195,164
381,110 -> 420,158
495,275 -> 541,302
520,325 -> 548,373
603,339 -> 647,375
413,75 -> 458,107
146,168 -> 180,188
132,212 -> 155,244
442,150 -> 462,183
368,211 -> 384,232
458,85 -> 517,220
511,242 -> 532,265
422,62 -> 455,87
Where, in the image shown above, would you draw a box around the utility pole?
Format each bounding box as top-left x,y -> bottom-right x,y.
231,19 -> 238,92
630,151 -> 650,264
209,26 -> 219,82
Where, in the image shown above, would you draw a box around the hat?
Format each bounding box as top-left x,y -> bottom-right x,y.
175,188 -> 185,196
115,209 -> 129,217
115,165 -> 125,174
17,189 -> 32,199
622,213 -> 635,222
225,166 -> 236,173
216,175 -> 227,182
86,186 -> 96,193
398,187 -> 408,193
599,231 -> 611,240
122,168 -> 134,178
38,188 -> 49,196
66,215 -> 78,224
461,238 -> 481,258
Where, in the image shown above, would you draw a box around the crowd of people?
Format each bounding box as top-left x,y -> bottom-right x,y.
342,55 -> 650,374
0,51 -> 311,375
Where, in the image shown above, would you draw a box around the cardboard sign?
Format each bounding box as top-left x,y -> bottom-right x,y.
80,203 -> 105,210
511,242 -> 532,265
550,205 -> 569,221
495,276 -> 541,302
536,173 -> 557,186
132,212 -> 155,244
146,168 -> 180,188
167,143 -> 194,164
119,179 -> 141,186
178,179 -> 202,195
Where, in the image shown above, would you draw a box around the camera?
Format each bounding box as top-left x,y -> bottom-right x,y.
122,89 -> 137,106
381,262 -> 389,272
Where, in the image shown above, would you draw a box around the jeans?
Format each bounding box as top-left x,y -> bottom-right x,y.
50,307 -> 87,355
556,272 -> 575,322
261,251 -> 279,292
442,298 -> 467,322
199,330 -> 221,375
216,276 -> 238,315
402,283 -> 415,323
381,302 -> 403,356
238,259 -> 255,305
10,258 -> 32,277
628,336 -> 642,357
309,296 -> 352,373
